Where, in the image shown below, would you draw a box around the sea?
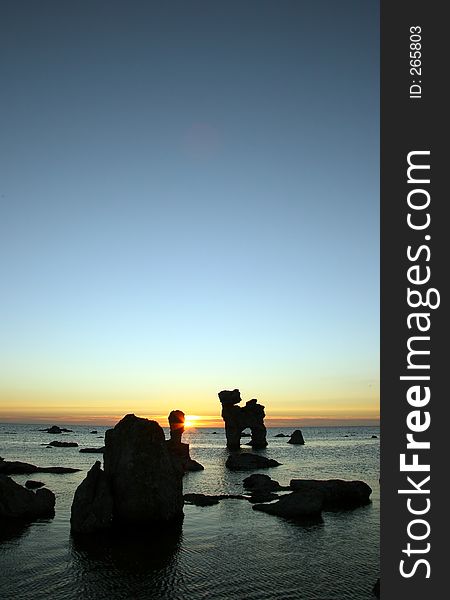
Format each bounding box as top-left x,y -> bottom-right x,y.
0,423 -> 379,600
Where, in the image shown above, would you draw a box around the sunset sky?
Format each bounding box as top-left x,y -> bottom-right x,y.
0,1 -> 379,427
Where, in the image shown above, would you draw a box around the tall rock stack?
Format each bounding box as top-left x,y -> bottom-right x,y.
166,410 -> 204,473
218,389 -> 268,450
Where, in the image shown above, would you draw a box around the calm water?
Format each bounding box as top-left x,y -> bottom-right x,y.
0,423 -> 379,600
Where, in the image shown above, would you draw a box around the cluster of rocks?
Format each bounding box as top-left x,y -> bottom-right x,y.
219,389 -> 267,450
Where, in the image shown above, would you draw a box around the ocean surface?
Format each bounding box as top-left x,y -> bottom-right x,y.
0,423 -> 379,600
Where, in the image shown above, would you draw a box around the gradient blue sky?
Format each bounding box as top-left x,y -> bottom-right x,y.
0,0 -> 379,425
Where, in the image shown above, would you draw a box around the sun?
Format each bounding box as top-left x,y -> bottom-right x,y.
184,415 -> 199,428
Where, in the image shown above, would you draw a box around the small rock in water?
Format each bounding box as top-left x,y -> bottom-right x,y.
243,473 -> 284,492
225,453 -> 281,471
274,433 -> 289,437
79,447 -> 105,454
287,430 -> 305,445
371,435 -> 378,439
49,440 -> 78,448
90,430 -> 98,434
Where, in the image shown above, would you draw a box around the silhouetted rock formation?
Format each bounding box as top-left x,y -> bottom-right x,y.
289,479 -> 372,510
103,414 -> 184,527
218,389 -> 267,450
166,410 -> 204,472
25,480 -> 45,489
225,453 -> 281,471
72,415 -> 184,534
49,440 -> 78,448
0,475 -> 55,520
40,426 -> 73,434
287,430 -> 305,445
71,461 -> 113,534
0,458 -> 80,475
252,490 -> 323,521
79,447 -> 105,453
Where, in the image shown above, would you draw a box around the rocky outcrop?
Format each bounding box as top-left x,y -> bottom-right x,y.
79,447 -> 105,454
0,458 -> 80,475
219,389 -> 267,450
166,410 -> 204,472
70,461 -> 113,534
0,475 -> 55,520
289,479 -> 372,510
252,490 -> 323,520
49,440 -> 78,448
225,453 -> 281,471
287,430 -> 305,445
104,414 -> 184,527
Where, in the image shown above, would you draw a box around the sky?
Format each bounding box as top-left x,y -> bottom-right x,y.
0,0 -> 379,427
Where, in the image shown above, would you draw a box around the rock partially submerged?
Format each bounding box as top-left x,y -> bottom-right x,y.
79,447 -> 105,454
274,433 -> 289,437
184,493 -> 246,507
243,473 -> 285,492
225,453 -> 281,471
219,389 -> 268,450
70,461 -> 113,534
90,430 -> 98,434
41,426 -> 73,434
0,458 -> 81,475
287,430 -> 305,445
289,479 -> 372,510
253,490 -> 323,521
49,440 -> 79,448
0,475 -> 55,520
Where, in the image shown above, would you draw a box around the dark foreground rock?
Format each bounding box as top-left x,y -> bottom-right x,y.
104,414 -> 184,526
25,480 -> 45,489
287,430 -> 305,445
0,475 -> 55,520
0,458 -> 81,475
166,410 -> 204,472
252,490 -> 323,520
70,461 -> 113,534
49,440 -> 79,448
79,447 -> 105,454
219,389 -> 268,450
225,453 -> 281,471
289,479 -> 372,509
184,493 -> 246,506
